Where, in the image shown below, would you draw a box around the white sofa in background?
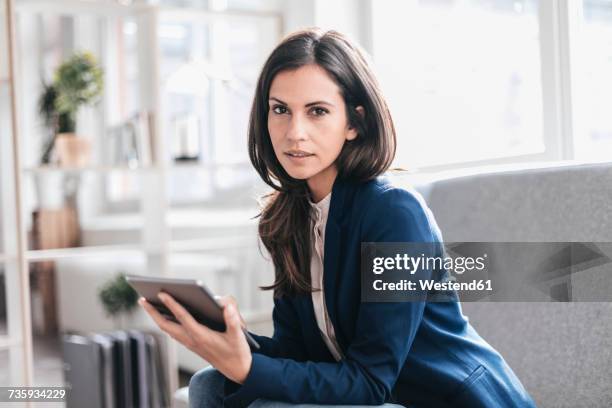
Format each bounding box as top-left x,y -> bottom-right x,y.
56,233 -> 275,373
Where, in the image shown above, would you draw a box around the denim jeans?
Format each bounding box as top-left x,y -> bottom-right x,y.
188,366 -> 406,408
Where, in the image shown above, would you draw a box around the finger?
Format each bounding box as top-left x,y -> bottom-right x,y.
223,303 -> 243,337
157,293 -> 221,343
139,297 -> 170,327
158,292 -> 199,328
215,295 -> 235,307
216,296 -> 246,328
139,298 -> 193,345
139,298 -> 184,333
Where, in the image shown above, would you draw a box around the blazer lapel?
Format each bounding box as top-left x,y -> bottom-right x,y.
323,178 -> 351,350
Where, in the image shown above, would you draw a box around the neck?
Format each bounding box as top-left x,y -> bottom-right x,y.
307,166 -> 338,203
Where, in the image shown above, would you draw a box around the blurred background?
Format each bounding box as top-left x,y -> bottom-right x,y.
1,0 -> 611,407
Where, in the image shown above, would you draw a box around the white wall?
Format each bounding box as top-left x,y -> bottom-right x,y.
281,0 -> 370,51
228,0 -> 370,52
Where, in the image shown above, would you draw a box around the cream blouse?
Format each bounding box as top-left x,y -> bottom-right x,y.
309,192 -> 344,362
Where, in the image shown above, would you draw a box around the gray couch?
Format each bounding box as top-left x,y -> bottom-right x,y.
400,162 -> 612,408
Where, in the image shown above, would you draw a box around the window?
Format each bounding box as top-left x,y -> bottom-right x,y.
158,12 -> 278,206
575,0 -> 612,160
102,8 -> 280,209
371,0 -> 543,169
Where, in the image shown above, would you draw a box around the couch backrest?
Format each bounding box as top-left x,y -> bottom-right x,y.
396,162 -> 612,408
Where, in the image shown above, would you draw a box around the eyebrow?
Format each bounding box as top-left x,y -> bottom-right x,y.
269,97 -> 335,108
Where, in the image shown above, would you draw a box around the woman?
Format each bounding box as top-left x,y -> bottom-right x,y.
139,28 -> 536,408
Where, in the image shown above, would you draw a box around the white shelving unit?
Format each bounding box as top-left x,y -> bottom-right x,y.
1,0 -> 34,392
25,244 -> 146,262
1,0 -> 281,401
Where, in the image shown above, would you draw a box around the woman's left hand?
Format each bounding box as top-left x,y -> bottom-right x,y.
138,293 -> 252,384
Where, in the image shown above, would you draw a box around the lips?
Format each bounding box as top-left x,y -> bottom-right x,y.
285,150 -> 314,158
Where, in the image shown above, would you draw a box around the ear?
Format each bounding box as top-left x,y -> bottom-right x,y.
346,106 -> 365,141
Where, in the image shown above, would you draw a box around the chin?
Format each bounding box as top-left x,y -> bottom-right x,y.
282,164 -> 319,180
286,169 -> 316,180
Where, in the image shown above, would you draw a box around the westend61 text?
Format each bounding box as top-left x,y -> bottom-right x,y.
373,279 -> 493,292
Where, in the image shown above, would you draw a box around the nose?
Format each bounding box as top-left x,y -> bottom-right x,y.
286,114 -> 308,142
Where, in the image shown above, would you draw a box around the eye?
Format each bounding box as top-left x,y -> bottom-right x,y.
310,107 -> 329,116
272,105 -> 288,115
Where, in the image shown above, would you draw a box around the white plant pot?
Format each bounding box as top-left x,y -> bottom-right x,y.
34,171 -> 65,210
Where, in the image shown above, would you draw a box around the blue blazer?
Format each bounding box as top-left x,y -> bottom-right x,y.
223,176 -> 536,408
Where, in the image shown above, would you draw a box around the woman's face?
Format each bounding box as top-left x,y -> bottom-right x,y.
267,64 -> 358,199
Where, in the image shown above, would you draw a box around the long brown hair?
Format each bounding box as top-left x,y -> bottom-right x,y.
249,28 -> 396,297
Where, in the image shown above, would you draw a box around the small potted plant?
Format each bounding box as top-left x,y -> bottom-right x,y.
98,273 -> 139,329
38,51 -> 104,167
36,83 -> 66,209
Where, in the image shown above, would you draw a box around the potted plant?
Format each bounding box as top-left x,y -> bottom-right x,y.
98,273 -> 139,329
35,83 -> 66,209
38,51 -> 104,167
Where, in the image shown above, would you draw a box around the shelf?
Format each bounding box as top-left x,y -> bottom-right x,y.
15,0 -> 149,17
80,208 -> 257,231
169,236 -> 254,252
22,165 -> 159,175
15,1 -> 280,20
4,1 -> 281,394
167,208 -> 258,228
25,244 -> 145,262
0,335 -> 20,350
22,162 -> 253,174
169,161 -> 253,170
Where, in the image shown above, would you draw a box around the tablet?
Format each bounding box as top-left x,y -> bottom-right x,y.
126,275 -> 259,349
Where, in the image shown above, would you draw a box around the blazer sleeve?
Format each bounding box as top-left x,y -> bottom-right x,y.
223,187 -> 440,407
246,296 -> 308,361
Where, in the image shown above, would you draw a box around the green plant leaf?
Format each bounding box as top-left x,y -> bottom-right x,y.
53,51 -> 104,117
98,273 -> 139,317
